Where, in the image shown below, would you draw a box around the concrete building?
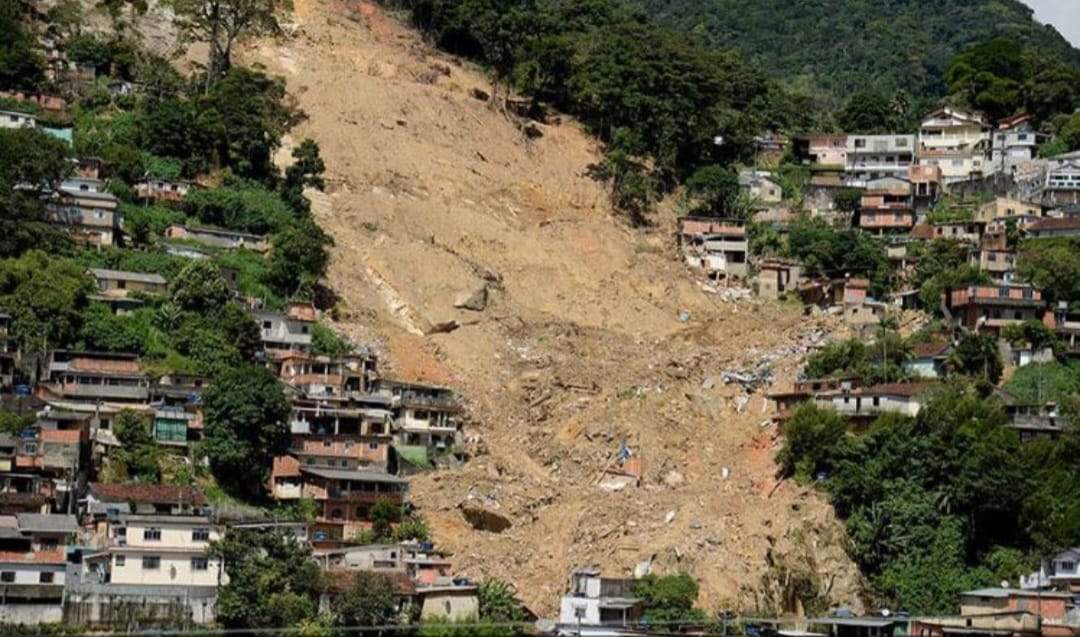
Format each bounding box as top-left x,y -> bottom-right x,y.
756,261 -> 803,300
917,106 -> 993,184
858,177 -> 915,235
164,224 -> 268,252
992,114 -> 1049,172
255,302 -> 316,360
844,134 -> 916,185
944,284 -> 1046,334
1027,217 -> 1080,239
976,197 -> 1044,224
814,383 -> 936,424
46,185 -> 120,248
0,110 -> 37,129
558,567 -> 642,634
134,179 -> 198,203
678,217 -> 749,279
87,268 -> 167,300
739,171 -> 783,204
972,249 -> 1018,283
0,513 -> 78,624
41,350 -> 150,407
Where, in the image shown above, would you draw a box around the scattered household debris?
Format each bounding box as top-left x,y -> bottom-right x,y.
598,443 -> 643,492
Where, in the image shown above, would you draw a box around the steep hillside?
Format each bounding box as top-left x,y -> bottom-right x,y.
246,0 -> 863,616
623,0 -> 1080,104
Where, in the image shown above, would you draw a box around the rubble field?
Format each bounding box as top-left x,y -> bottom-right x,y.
244,0 -> 866,616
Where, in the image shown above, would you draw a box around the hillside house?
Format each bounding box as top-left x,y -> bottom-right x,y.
82,513 -> 222,588
255,302 -> 316,361
858,177 -> 915,234
0,513 -> 78,624
815,382 -> 935,424
932,220 -> 983,244
299,468 -> 408,541
959,588 -> 1072,620
757,261 -> 803,300
46,185 -> 120,248
943,284 -> 1045,333
14,410 -> 91,509
1027,217 -> 1080,239
164,224 -> 268,252
1044,160 -> 1080,206
977,197 -> 1044,223
87,268 -> 167,301
767,377 -> 862,421
739,171 -> 783,204
903,342 -> 952,379
1046,303 -> 1080,357
279,353 -> 377,398
917,106 -> 993,184
844,134 -> 916,185
557,567 -> 642,633
678,217 -> 749,279
41,351 -> 149,407
377,380 -> 463,455
908,164 -> 942,211
0,110 -> 37,129
1048,548 -> 1080,592
150,374 -> 207,447
971,249 -> 1017,283
286,401 -> 393,471
992,114 -> 1049,171
0,311 -> 15,390
134,179 -> 198,203
794,134 -> 848,167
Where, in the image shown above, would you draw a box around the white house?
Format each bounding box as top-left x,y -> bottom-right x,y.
0,109 -> 37,129
917,106 -> 993,184
558,568 -> 642,635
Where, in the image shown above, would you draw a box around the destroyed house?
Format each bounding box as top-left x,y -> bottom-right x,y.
678,218 -> 748,279
768,377 -> 862,420
42,351 -> 149,404
280,353 -> 377,398
134,179 -> 198,203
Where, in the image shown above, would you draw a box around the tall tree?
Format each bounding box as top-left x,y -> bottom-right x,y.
169,0 -> 293,83
331,571 -> 402,629
201,364 -> 291,495
0,128 -> 74,258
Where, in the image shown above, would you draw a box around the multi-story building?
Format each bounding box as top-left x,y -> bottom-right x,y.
134,179 -> 199,204
857,177 -> 915,235
917,106 -> 993,184
558,567 -> 643,633
975,197 -> 1044,224
300,467 -> 409,542
971,248 -> 1017,283
255,302 -> 316,362
0,513 -> 78,624
40,350 -> 150,408
150,374 -> 208,447
377,380 -> 463,455
46,180 -> 120,248
814,382 -> 936,425
943,284 -> 1046,333
844,134 -> 916,186
991,114 -> 1049,172
1045,160 -> 1080,206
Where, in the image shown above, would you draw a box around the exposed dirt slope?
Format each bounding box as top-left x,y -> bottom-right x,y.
243,0 -> 864,617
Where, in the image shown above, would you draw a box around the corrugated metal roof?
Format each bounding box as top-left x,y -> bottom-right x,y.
16,513 -> 78,534
86,268 -> 167,285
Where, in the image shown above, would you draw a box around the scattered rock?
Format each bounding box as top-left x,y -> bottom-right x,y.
460,505 -> 513,533
689,520 -> 703,530
663,470 -> 685,487
665,510 -> 676,524
702,375 -> 715,390
522,122 -> 544,139
423,319 -> 460,335
470,87 -> 490,101
454,285 -> 488,311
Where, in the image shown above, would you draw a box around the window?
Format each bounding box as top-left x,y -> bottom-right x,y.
263,321 -> 272,329
1061,561 -> 1076,572
872,397 -> 880,407
345,440 -> 354,449
323,439 -> 332,447
1018,134 -> 1028,141
301,325 -> 310,334
144,527 -> 162,541
331,509 -> 343,520
368,441 -> 379,450
117,280 -> 126,290
40,572 -> 54,584
22,442 -> 36,454
854,139 -> 866,148
341,459 -> 349,468
115,555 -> 125,566
191,557 -> 209,571
41,539 -> 58,551
192,528 -> 211,542
142,556 -> 161,570
1022,288 -> 1033,299
1,571 -> 13,582
306,458 -> 315,465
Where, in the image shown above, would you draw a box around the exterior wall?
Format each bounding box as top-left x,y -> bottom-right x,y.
419,590 -> 479,621
904,359 -> 940,380
0,111 -> 37,128
109,551 -> 220,587
293,436 -> 390,466
818,393 -> 921,418
0,603 -> 63,624
95,278 -> 166,295
64,584 -> 217,627
121,520 -> 219,550
0,561 -> 67,586
976,198 -> 1042,222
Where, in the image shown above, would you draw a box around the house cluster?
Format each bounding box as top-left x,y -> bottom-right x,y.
0,480 -> 479,628
0,294 -> 465,535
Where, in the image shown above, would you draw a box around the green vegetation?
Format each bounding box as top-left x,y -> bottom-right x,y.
213,527 -> 323,630
622,0 -> 1079,113
109,409 -> 162,483
783,216 -> 888,293
1017,237 -> 1080,307
777,380 -> 1080,613
331,570 -> 402,629
201,364 -> 292,497
634,572 -> 708,625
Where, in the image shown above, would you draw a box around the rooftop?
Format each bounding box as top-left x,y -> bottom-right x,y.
16,513 -> 79,534
86,268 -> 167,285
962,588 -> 1074,599
301,467 -> 409,485
1029,217 -> 1080,233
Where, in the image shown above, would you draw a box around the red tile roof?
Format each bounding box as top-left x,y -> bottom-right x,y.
909,224 -> 935,240
273,455 -> 301,478
88,482 -> 206,506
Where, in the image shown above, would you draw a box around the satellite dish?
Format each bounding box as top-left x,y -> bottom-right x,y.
535,619 -> 556,634
1001,580 -> 1010,588
880,609 -> 891,617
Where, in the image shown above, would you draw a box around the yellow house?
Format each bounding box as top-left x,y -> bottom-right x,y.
87,268 -> 168,298
976,197 -> 1044,223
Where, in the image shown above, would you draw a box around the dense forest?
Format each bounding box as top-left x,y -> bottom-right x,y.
621,0 -> 1080,112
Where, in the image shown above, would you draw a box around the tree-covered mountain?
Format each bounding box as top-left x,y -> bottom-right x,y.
622,0 -> 1080,108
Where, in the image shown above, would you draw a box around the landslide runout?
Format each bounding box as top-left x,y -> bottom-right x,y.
252,0 -> 864,616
